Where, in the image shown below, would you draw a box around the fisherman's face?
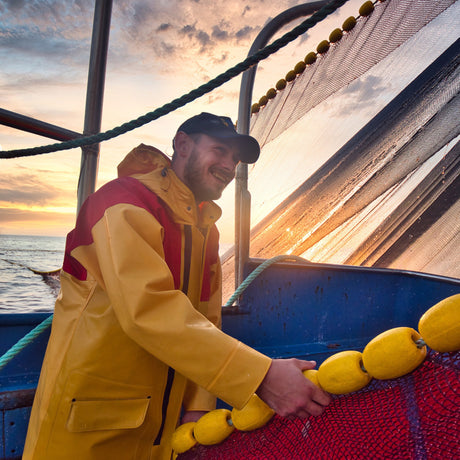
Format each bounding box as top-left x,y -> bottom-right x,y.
183,134 -> 239,202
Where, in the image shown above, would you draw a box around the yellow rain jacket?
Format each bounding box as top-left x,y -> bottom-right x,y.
23,145 -> 271,460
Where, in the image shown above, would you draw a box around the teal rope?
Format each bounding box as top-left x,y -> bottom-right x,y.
225,255 -> 311,307
0,314 -> 53,371
0,0 -> 349,159
0,255 -> 310,370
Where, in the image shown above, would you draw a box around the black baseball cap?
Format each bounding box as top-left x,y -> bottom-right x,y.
177,112 -> 260,164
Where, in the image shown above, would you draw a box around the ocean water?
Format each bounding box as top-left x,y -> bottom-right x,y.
0,234 -> 65,313
0,235 -> 234,314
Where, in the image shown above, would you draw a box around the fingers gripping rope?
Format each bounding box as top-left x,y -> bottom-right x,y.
0,0 -> 350,159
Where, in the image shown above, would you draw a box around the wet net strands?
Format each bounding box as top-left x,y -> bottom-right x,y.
178,350 -> 460,460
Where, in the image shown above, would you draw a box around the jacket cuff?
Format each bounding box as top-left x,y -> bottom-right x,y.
206,342 -> 272,410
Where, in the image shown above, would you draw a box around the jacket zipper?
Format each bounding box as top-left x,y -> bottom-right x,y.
153,224 -> 193,446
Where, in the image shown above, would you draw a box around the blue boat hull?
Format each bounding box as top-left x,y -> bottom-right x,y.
1,262 -> 459,459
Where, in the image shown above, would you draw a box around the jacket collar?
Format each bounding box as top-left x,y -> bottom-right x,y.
117,144 -> 222,227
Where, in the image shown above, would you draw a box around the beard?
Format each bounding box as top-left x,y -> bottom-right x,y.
183,148 -> 231,202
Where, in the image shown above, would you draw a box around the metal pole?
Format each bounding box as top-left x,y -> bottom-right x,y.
235,1 -> 329,289
0,108 -> 81,142
77,0 -> 113,213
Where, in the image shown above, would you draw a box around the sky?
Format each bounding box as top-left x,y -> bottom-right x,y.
0,0 -> 367,242
1,0 -> 455,246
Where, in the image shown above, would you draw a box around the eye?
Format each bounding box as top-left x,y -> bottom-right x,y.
214,147 -> 225,155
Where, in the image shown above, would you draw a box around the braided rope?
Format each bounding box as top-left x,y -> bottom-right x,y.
225,255 -> 311,307
0,314 -> 53,371
0,0 -> 349,159
0,0 -> 344,371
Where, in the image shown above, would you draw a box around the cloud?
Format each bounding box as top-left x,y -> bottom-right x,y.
0,0 -> 92,33
0,207 -> 74,224
0,1 -> 92,88
212,25 -> 229,41
157,23 -> 171,32
110,0 -> 281,69
236,26 -> 255,40
327,74 -> 389,118
0,172 -> 73,206
1,0 -> 314,86
342,75 -> 387,100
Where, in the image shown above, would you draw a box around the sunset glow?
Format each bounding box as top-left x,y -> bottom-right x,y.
1,0 -> 367,241
2,0 -> 453,246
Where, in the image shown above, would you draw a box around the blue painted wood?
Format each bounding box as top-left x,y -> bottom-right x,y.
3,406 -> 31,459
0,313 -> 50,392
222,261 -> 460,364
0,263 -> 459,459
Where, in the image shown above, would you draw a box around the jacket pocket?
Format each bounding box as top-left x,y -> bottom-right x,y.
66,397 -> 150,432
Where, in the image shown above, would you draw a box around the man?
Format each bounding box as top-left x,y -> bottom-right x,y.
24,113 -> 331,459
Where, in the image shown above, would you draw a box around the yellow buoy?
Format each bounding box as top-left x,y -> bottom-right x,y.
418,293 -> 460,352
318,350 -> 371,394
342,16 -> 357,32
276,78 -> 287,90
359,1 -> 375,17
302,369 -> 320,387
193,409 -> 234,446
294,61 -> 306,74
329,28 -> 343,43
285,70 -> 297,82
251,103 -> 260,114
304,51 -> 317,65
231,394 -> 275,431
363,327 -> 427,380
171,422 -> 197,454
259,95 -> 268,106
316,40 -> 330,55
266,88 -> 277,99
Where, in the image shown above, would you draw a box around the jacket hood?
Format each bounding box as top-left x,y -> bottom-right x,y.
117,144 -> 171,178
117,144 -> 222,226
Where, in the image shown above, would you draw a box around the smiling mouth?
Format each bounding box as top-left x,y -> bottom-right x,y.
211,169 -> 233,184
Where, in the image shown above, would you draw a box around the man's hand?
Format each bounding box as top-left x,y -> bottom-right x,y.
256,358 -> 331,418
181,410 -> 208,424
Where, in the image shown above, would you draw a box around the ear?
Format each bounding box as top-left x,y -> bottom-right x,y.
173,131 -> 193,158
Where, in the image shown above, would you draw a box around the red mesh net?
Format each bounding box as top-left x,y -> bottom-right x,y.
178,350 -> 459,459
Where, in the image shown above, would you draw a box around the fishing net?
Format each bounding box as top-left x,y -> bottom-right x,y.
250,0 -> 457,147
239,0 -> 460,282
177,350 -> 460,459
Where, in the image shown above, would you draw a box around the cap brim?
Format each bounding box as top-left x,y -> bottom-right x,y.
204,130 -> 260,164
236,135 -> 260,164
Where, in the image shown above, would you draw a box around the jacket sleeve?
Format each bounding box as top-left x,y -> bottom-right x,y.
73,203 -> 271,410
182,260 -> 223,412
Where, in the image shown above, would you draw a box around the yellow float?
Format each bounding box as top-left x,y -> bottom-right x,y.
316,39 -> 330,55
329,28 -> 343,43
304,51 -> 317,65
266,88 -> 277,99
276,79 -> 287,90
362,327 -> 426,380
294,61 -> 306,74
303,369 -> 320,387
172,293 -> 460,455
193,409 -> 234,446
318,350 -> 372,394
231,394 -> 275,431
342,16 -> 357,32
359,1 -> 375,17
418,293 -> 460,352
171,422 -> 197,454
